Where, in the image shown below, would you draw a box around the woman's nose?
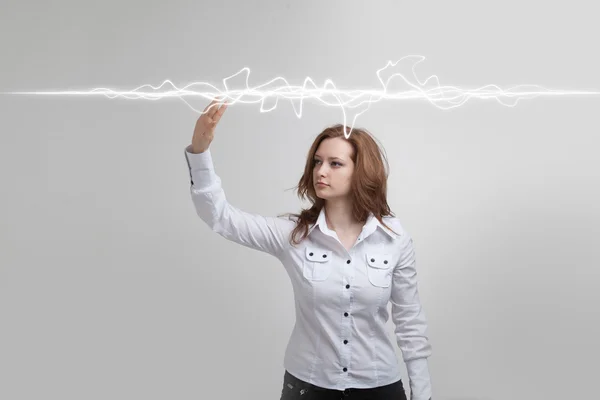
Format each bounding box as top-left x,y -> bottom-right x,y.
317,164 -> 329,174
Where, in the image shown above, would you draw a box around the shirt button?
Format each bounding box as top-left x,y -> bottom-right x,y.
343,367 -> 348,372
344,312 -> 348,317
309,252 -> 314,256
343,340 -> 348,344
346,260 -> 351,264
345,284 -> 350,289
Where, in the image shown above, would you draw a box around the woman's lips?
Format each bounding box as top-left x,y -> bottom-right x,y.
317,182 -> 328,186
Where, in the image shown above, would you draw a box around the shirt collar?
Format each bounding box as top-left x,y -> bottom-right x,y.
307,208 -> 400,239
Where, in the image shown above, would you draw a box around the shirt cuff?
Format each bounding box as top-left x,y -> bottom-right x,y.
184,145 -> 215,186
406,358 -> 432,400
185,145 -> 213,169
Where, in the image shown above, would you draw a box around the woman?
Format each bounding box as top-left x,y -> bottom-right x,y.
184,98 -> 433,400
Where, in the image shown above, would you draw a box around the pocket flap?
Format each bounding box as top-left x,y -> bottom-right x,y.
305,247 -> 332,262
366,253 -> 392,269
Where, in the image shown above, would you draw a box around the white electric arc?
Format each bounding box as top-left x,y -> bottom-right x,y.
4,55 -> 599,138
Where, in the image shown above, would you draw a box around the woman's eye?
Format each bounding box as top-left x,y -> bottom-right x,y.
314,159 -> 341,167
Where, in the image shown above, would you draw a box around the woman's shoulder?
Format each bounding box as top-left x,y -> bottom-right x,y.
276,212 -> 301,223
273,213 -> 301,233
382,215 -> 410,238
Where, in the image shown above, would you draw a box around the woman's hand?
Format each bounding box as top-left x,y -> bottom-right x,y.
191,97 -> 228,153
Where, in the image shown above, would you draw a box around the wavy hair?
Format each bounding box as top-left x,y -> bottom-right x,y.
279,124 -> 399,247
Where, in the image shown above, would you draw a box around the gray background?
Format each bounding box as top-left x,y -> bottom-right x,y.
1,1 -> 599,399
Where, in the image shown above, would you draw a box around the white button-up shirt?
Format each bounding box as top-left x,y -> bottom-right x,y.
184,146 -> 433,400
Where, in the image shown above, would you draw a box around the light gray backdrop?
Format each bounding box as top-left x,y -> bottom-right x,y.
1,1 -> 598,399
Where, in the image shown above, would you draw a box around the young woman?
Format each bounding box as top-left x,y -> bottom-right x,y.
184,98 -> 433,400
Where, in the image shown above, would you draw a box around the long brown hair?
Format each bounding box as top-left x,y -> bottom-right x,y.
279,124 -> 399,247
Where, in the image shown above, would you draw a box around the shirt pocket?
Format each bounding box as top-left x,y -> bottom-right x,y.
303,247 -> 333,281
365,253 -> 394,288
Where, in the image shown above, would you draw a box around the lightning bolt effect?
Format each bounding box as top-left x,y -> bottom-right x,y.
5,55 -> 599,138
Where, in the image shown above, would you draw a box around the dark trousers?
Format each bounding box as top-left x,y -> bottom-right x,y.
279,370 -> 407,400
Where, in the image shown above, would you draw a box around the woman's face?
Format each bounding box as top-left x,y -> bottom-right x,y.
312,137 -> 355,200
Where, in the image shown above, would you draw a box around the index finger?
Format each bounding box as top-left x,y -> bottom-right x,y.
202,97 -> 222,114
212,102 -> 228,123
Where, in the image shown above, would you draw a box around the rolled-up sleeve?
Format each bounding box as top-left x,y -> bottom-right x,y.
184,145 -> 289,258
390,234 -> 433,400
